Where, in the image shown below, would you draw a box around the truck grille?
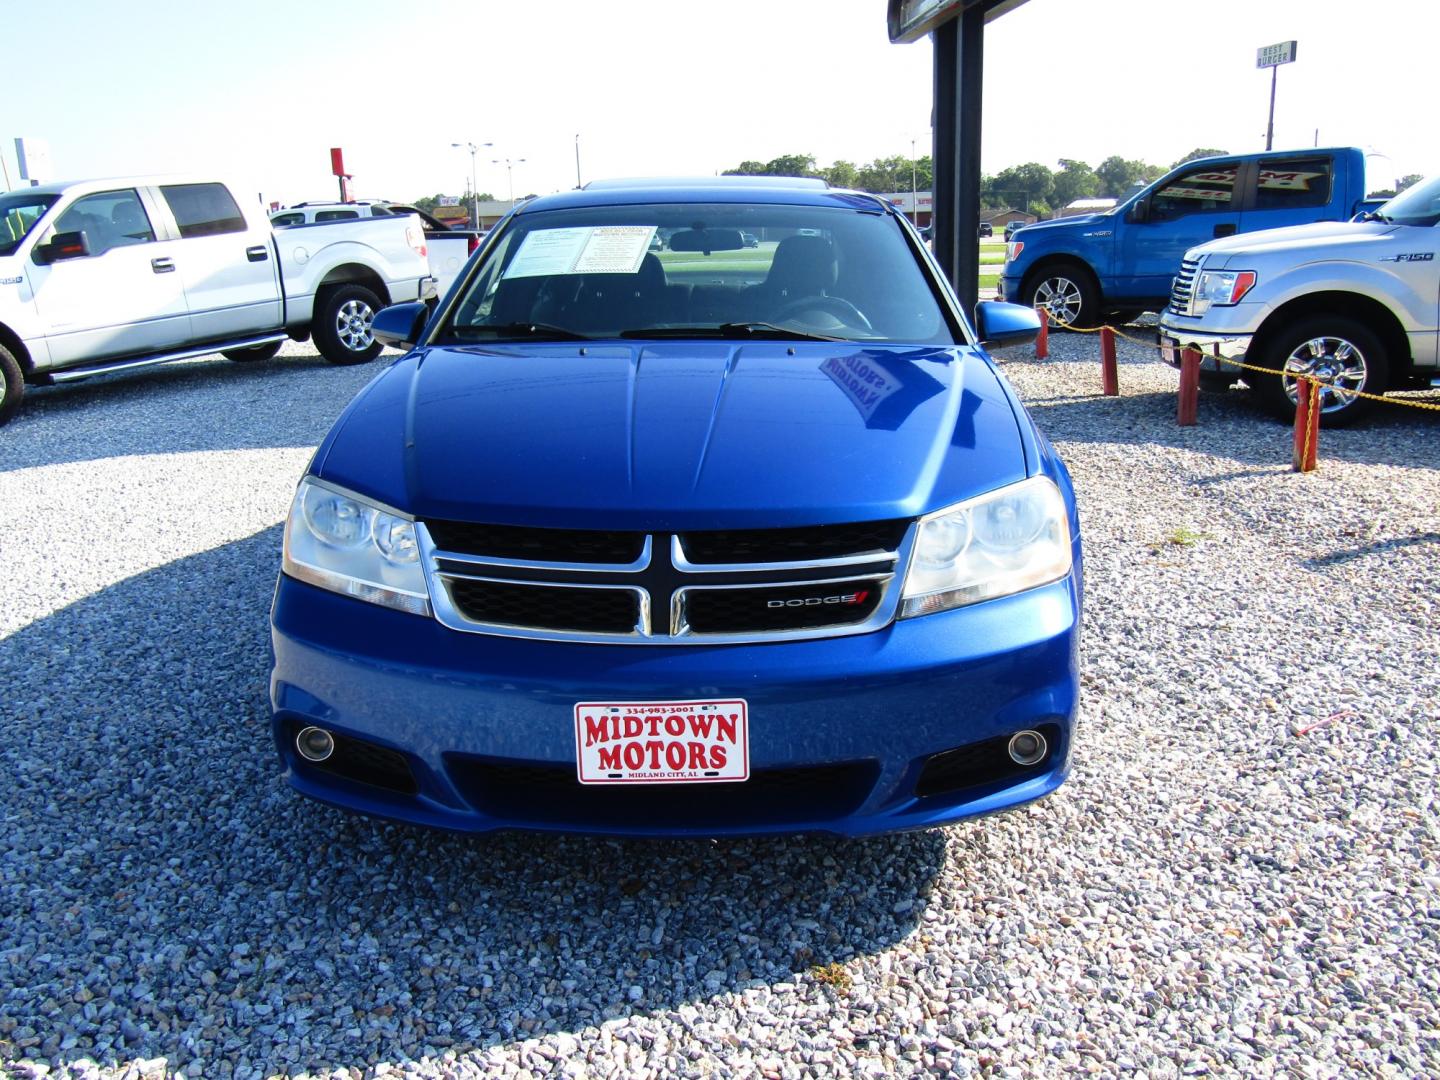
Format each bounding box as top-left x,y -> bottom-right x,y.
1169,255 -> 1202,316
420,519 -> 912,644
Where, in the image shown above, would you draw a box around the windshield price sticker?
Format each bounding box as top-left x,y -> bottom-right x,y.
504,225 -> 658,279
574,699 -> 749,785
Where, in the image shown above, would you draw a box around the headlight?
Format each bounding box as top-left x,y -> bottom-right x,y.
1192,269 -> 1257,314
900,477 -> 1072,617
282,478 -> 431,616
1006,241 -> 1024,263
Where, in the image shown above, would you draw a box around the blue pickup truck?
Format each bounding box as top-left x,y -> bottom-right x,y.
999,147 -> 1371,327
269,178 -> 1083,838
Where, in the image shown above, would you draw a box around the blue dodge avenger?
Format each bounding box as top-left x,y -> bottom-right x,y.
269,178 -> 1081,836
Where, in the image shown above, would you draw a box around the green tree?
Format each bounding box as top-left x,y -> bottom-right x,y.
723,154 -> 820,178
1051,159 -> 1100,207
1397,173 -> 1423,193
823,160 -> 859,188
990,162 -> 1054,212
1172,148 -> 1228,168
1096,156 -> 1162,197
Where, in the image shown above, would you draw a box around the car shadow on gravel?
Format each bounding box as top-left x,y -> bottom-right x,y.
0,349 -> 387,475
0,527 -> 943,1075
1006,359 -> 1440,472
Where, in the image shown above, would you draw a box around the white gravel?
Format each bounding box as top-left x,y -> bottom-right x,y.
2,334 -> 1438,1078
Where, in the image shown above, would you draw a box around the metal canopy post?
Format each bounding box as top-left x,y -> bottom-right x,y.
931,7 -> 984,315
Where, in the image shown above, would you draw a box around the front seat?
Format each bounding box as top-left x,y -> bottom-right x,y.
110,201 -> 152,245
758,235 -> 837,311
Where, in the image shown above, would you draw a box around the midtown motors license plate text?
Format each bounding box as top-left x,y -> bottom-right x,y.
574,699 -> 750,785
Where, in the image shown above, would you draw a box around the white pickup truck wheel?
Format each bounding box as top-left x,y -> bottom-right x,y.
313,285 -> 384,365
1256,315 -> 1387,427
0,344 -> 22,427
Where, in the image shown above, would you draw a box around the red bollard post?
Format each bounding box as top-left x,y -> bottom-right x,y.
1034,306 -> 1049,360
1177,347 -> 1201,426
1292,378 -> 1320,472
1100,326 -> 1118,397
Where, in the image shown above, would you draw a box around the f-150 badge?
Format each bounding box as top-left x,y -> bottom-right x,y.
1378,252 -> 1434,263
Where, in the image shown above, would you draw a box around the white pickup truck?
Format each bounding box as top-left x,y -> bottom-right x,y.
0,175 -> 437,426
1159,174 -> 1440,426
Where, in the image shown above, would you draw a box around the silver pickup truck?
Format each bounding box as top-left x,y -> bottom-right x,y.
1159,175 -> 1439,426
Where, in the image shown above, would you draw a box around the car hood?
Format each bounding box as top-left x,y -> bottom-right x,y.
1191,221 -> 1400,265
315,342 -> 1029,531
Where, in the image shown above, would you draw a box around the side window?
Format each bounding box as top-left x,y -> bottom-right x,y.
52,189 -> 155,257
369,205 -> 393,216
160,183 -> 247,238
1253,158 -> 1332,211
271,212 -> 305,227
1149,164 -> 1238,221
315,209 -> 360,222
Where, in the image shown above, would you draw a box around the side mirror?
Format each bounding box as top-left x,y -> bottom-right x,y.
371,302 -> 430,349
974,301 -> 1041,351
33,230 -> 91,265
1126,197 -> 1150,225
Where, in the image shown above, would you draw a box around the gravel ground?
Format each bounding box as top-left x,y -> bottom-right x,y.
2,333 -> 1438,1078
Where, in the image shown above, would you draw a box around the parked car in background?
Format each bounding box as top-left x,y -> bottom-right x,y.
741,231 -> 759,248
270,176 -> 1080,838
0,177 -> 435,425
1159,174 -> 1440,426
1004,221 -> 1026,242
1000,147 -> 1373,326
978,222 -> 993,237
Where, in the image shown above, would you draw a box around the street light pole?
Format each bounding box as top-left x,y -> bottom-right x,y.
493,158 -> 527,211
575,134 -> 582,189
451,141 -> 492,230
910,138 -> 918,226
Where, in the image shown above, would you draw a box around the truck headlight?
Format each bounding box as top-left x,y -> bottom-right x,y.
1006,241 -> 1024,263
900,477 -> 1072,617
1192,270 -> 1257,314
282,478 -> 431,616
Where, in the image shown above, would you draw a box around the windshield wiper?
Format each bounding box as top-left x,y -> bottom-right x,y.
453,322 -> 593,342
618,323 -> 845,342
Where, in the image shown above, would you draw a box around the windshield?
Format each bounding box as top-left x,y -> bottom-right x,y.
0,192 -> 59,256
1378,176 -> 1440,227
438,202 -> 956,345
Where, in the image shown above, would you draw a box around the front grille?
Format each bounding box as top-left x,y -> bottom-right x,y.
446,579 -> 640,634
424,517 -> 910,643
684,578 -> 886,634
1169,256 -> 1202,315
425,520 -> 645,564
914,724 -> 1060,798
680,520 -> 909,564
447,756 -> 879,828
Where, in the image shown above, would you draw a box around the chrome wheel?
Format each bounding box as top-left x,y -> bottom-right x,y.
1033,275 -> 1083,326
1281,335 -> 1369,413
335,298 -> 376,352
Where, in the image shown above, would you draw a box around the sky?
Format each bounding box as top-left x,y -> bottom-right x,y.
5,0 -> 1435,207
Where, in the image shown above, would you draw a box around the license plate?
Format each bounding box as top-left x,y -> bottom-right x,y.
574,699 -> 749,785
1160,336 -> 1179,365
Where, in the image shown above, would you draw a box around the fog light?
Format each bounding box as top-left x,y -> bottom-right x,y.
1007,729 -> 1048,766
296,726 -> 335,763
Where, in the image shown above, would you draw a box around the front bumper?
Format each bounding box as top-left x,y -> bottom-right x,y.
269,566 -> 1082,838
1157,316 -> 1253,372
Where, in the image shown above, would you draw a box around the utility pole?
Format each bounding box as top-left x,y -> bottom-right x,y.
910,138 -> 918,226
452,141 -> 492,230
575,134 -> 582,189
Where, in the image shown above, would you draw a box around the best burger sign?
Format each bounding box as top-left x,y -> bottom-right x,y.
574,699 -> 749,784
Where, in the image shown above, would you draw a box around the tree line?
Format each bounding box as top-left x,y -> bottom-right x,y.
723,150 -> 1246,217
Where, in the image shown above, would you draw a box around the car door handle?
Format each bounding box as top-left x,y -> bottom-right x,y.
1213,223 -> 1237,238
246,245 -> 269,262
151,258 -> 175,273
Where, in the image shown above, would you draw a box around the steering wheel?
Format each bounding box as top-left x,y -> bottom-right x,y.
773,295 -> 873,332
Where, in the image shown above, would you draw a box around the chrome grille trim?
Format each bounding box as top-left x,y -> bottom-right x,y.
416,522 -> 915,645
1169,254 -> 1204,316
